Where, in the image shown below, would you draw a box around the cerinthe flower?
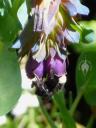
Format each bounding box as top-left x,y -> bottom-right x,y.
12,0 -> 89,96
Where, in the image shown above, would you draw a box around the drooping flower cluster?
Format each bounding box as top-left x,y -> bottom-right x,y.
13,0 -> 89,96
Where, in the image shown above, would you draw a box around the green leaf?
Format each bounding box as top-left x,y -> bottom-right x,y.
80,20 -> 96,43
81,28 -> 95,43
0,15 -> 21,44
69,43 -> 96,53
80,21 -> 96,35
76,52 -> 96,106
38,97 -> 57,128
11,0 -> 25,15
0,0 -> 27,45
26,0 -> 32,14
0,45 -> 21,115
59,5 -> 72,27
0,1 -> 4,8
53,91 -> 76,128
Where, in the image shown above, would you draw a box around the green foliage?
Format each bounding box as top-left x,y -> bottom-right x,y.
38,97 -> 57,128
54,91 -> 76,128
80,21 -> 96,43
69,20 -> 96,53
76,52 -> 96,106
0,0 -> 24,45
0,0 -> 96,127
0,15 -> 21,44
0,44 -> 21,115
0,0 -> 24,115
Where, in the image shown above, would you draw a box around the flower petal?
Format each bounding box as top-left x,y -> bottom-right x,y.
26,55 -> 39,79
54,55 -> 66,76
64,29 -> 80,43
50,47 -> 56,58
46,53 -> 66,77
44,0 -> 61,35
33,41 -> 46,62
17,1 -> 28,28
12,40 -> 21,49
48,0 -> 61,22
70,0 -> 89,15
33,62 -> 44,79
64,2 -> 77,16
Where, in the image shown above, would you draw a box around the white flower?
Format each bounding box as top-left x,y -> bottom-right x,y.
0,116 -> 7,126
12,92 -> 39,117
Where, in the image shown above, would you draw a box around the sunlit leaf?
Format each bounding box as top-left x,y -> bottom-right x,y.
0,15 -> 21,44
80,28 -> 95,43
80,21 -> 96,43
0,45 -> 21,115
11,0 -> 25,15
0,0 -> 27,45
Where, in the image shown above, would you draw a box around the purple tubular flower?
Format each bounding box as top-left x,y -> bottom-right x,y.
46,48 -> 66,77
26,54 -> 44,79
53,55 -> 66,76
26,55 -> 39,79
33,61 -> 44,79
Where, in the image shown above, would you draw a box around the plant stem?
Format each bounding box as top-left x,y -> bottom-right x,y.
70,76 -> 92,116
53,91 -> 76,128
62,124 -> 66,128
86,115 -> 94,128
68,91 -> 73,109
38,97 -> 57,128
69,86 -> 85,116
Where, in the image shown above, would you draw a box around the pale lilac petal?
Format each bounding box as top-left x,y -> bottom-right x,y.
17,1 -> 28,28
70,0 -> 89,15
33,62 -> 44,79
44,19 -> 56,35
12,40 -> 21,49
31,43 -> 39,53
56,30 -> 64,43
48,0 -> 61,22
44,0 -> 61,35
64,2 -> 77,16
50,48 -> 56,58
64,29 -> 80,43
33,8 -> 45,32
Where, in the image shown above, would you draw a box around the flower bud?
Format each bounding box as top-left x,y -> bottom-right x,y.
46,48 -> 66,77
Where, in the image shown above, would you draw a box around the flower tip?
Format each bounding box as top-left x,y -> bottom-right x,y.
12,40 -> 21,49
78,5 -> 90,15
